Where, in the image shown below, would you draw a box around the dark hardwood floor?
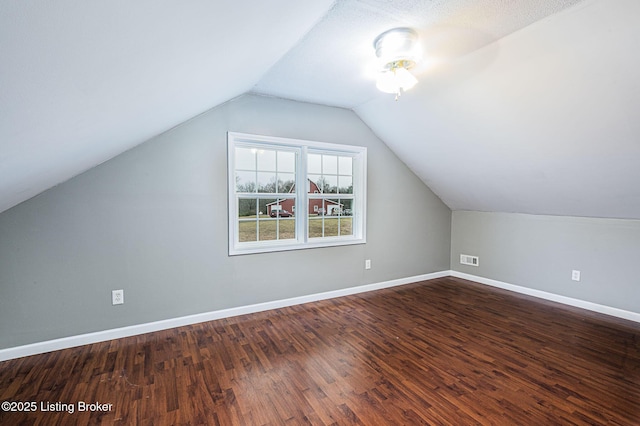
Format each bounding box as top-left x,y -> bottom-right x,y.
1,277 -> 639,425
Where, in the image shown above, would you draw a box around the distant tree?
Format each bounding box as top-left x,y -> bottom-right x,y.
259,179 -> 276,193
236,176 -> 256,193
238,199 -> 256,217
315,177 -> 330,193
278,179 -> 295,193
339,184 -> 353,194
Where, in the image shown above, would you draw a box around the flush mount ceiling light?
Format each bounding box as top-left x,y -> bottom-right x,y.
373,27 -> 421,100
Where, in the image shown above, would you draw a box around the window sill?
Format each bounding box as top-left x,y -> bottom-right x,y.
229,237 -> 366,256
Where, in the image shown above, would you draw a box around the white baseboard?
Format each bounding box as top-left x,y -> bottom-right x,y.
5,270 -> 636,362
450,270 -> 640,324
0,271 -> 449,362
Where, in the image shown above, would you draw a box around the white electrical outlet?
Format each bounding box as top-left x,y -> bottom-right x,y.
572,270 -> 581,281
112,289 -> 124,305
365,259 -> 371,270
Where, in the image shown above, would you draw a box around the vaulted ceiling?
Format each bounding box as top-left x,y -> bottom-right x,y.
2,0 -> 638,219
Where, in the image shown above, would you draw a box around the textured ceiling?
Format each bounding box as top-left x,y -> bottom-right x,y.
355,0 -> 640,219
252,0 -> 585,108
2,0 -> 638,219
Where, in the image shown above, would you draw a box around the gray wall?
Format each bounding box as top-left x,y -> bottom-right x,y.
0,95 -> 452,349
451,210 -> 640,313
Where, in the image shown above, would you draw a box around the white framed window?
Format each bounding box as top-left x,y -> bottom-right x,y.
228,132 -> 367,255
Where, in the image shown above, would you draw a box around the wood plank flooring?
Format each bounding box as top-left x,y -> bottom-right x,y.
1,277 -> 639,425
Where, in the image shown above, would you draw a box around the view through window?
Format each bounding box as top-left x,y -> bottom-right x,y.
228,133 -> 366,255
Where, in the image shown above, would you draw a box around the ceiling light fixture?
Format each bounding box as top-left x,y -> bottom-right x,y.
373,27 -> 421,100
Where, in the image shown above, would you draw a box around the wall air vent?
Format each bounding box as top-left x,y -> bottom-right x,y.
460,254 -> 479,266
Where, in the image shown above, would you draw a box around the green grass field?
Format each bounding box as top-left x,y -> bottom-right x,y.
238,217 -> 352,242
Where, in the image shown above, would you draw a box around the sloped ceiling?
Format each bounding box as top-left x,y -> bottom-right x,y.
355,0 -> 640,219
253,0 -> 585,109
2,0 -> 639,219
0,0 -> 334,213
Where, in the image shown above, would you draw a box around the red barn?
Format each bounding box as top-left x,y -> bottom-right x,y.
266,179 -> 343,216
